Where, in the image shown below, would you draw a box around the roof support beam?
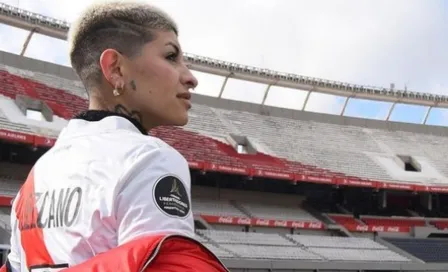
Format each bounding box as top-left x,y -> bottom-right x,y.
20,28 -> 36,56
218,73 -> 232,98
386,102 -> 397,121
340,97 -> 351,116
423,106 -> 433,125
301,89 -> 313,111
261,84 -> 273,105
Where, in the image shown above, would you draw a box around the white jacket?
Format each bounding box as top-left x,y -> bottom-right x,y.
7,113 -> 194,272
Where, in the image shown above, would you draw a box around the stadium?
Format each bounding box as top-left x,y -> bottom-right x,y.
1,2 -> 448,271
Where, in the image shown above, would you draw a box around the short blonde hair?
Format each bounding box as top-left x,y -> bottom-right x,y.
69,0 -> 178,89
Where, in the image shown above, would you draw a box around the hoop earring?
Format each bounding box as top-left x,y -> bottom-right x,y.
113,88 -> 121,97
113,81 -> 124,97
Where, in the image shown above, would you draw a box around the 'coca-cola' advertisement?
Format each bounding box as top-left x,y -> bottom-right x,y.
346,224 -> 409,233
201,215 -> 324,230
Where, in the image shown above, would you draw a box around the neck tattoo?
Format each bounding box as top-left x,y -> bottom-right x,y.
113,104 -> 143,124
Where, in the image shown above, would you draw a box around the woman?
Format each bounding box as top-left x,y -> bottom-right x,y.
4,1 -> 228,271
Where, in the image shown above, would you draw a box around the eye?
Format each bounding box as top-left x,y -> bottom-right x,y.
166,52 -> 178,62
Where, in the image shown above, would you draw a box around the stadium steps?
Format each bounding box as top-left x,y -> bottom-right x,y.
325,223 -> 353,238
0,227 -> 10,244
335,204 -> 352,214
194,231 -> 242,259
300,202 -> 355,236
301,202 -> 333,226
405,210 -> 434,227
280,234 -> 309,250
210,245 -> 240,259
280,234 -> 329,261
230,200 -> 252,218
320,214 -> 355,237
363,128 -> 396,155
375,237 -> 426,263
407,209 -> 423,218
0,211 -> 10,236
209,107 -> 241,135
0,209 -> 11,242
193,215 -> 213,230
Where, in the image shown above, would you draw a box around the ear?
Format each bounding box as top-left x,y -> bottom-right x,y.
99,49 -> 124,89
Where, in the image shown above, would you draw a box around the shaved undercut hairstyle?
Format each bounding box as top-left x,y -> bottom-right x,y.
68,0 -> 178,90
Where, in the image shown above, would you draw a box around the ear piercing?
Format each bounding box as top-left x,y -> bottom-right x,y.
113,89 -> 121,96
113,82 -> 124,97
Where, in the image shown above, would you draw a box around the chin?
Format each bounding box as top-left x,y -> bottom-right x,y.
168,115 -> 188,127
176,117 -> 189,126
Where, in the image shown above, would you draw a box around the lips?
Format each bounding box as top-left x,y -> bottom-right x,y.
176,93 -> 191,100
177,92 -> 192,109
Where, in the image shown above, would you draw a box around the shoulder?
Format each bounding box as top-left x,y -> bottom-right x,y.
36,130 -> 187,191
114,136 -> 192,219
116,134 -> 190,191
125,134 -> 188,173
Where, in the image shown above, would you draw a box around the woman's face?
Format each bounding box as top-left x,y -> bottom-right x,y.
119,30 -> 198,129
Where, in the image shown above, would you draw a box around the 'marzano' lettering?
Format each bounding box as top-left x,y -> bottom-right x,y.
19,187 -> 82,231
37,187 -> 82,229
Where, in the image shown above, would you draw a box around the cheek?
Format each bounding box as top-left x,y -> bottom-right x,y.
134,61 -> 179,102
148,59 -> 179,85
156,74 -> 180,105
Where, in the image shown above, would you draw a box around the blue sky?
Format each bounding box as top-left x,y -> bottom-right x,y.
1,0 -> 448,126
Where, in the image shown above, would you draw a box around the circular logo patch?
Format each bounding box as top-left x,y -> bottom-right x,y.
153,175 -> 190,218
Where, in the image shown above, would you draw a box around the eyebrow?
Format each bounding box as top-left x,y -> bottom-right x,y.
166,42 -> 180,54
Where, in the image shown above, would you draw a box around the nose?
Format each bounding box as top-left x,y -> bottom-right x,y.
181,65 -> 198,90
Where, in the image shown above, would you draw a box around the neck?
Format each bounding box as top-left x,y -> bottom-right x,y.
74,109 -> 149,135
87,94 -> 154,131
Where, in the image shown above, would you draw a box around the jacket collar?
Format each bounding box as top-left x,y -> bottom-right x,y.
73,110 -> 148,135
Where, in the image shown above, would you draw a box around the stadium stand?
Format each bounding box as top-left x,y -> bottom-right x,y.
238,201 -> 319,222
193,229 -> 412,262
0,25 -> 448,272
198,230 -> 323,260
1,3 -> 448,271
3,61 -> 448,190
430,219 -> 448,230
3,55 -> 448,271
384,237 -> 448,263
193,199 -> 248,218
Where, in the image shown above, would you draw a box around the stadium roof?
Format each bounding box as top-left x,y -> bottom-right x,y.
1,2 -> 448,126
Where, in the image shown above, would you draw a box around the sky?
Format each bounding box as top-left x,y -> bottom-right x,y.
1,0 -> 448,126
